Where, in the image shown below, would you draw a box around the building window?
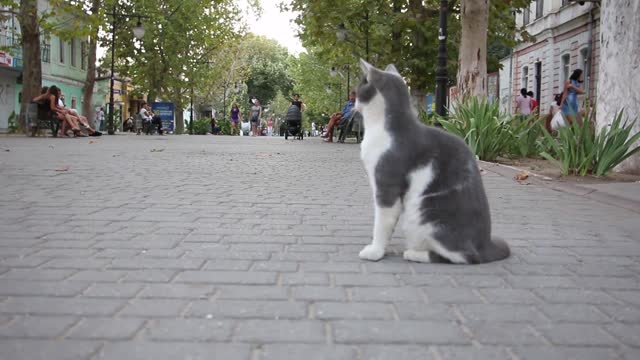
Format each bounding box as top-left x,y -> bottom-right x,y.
41,39 -> 50,63
561,54 -> 570,83
522,66 -> 529,90
71,97 -> 77,110
523,7 -> 530,25
580,48 -> 590,93
70,39 -> 76,67
81,41 -> 87,70
536,0 -> 544,19
58,37 -> 64,63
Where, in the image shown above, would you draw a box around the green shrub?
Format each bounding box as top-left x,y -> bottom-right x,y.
540,110 -> 640,176
510,116 -> 547,158
218,120 -> 231,135
7,111 -> 18,134
192,118 -> 211,135
438,97 -> 515,161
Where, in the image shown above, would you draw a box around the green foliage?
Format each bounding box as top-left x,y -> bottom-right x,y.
218,120 -> 232,135
192,118 -> 211,135
242,34 -> 293,105
438,97 -> 514,162
7,111 -> 18,134
287,53 -> 346,122
510,116 -> 547,158
540,111 -> 640,176
286,0 -> 532,92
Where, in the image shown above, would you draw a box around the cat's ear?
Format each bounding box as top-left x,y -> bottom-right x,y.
360,58 -> 373,77
385,64 -> 400,75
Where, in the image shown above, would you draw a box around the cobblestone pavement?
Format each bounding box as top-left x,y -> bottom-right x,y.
0,134 -> 639,360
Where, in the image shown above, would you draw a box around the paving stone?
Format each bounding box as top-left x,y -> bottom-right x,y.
234,320 -> 325,343
0,269 -> 74,281
142,319 -> 233,341
332,320 -> 470,345
537,323 -> 619,346
82,283 -> 144,298
0,297 -> 125,316
314,302 -> 393,320
188,300 -> 306,319
96,342 -> 252,360
605,324 -> 640,347
512,346 -> 620,360
0,316 -> 78,339
67,318 -> 144,340
216,285 -> 288,300
259,344 -> 357,360
465,321 -> 546,345
436,346 -> 513,360
358,345 -> 436,360
138,283 -> 214,299
0,280 -> 89,297
118,299 -> 189,318
456,304 -> 549,323
393,303 -> 457,321
291,286 -> 347,301
539,304 -> 612,323
174,271 -> 277,284
0,339 -> 100,360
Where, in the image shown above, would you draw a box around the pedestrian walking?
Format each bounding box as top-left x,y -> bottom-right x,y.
515,88 -> 532,118
95,107 -> 105,131
250,99 -> 262,137
560,69 -> 585,125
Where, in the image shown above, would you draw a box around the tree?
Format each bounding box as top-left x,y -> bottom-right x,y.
81,0 -> 100,127
456,0 -> 489,98
285,0 -> 530,94
16,0 -> 41,132
596,0 -> 640,172
101,0 -> 248,134
242,34 -> 292,106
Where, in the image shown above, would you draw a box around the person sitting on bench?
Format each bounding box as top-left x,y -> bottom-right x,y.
32,86 -> 85,137
322,91 -> 355,143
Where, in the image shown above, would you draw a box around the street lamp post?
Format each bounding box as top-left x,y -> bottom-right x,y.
330,65 -> 350,100
107,5 -> 147,135
435,0 -> 449,119
336,23 -> 370,62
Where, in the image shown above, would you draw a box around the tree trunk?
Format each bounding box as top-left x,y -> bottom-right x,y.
172,88 -> 184,135
18,0 -> 42,133
82,0 -> 100,128
391,0 -> 402,60
596,0 -> 640,173
456,0 -> 488,99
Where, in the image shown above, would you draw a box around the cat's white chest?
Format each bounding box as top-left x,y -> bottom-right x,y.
360,124 -> 392,179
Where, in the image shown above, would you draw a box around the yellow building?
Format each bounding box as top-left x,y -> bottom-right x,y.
95,75 -> 145,131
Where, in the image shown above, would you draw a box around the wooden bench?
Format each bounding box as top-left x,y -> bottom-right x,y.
337,111 -> 364,143
26,102 -> 60,137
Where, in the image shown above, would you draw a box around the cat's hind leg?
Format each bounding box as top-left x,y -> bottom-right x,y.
359,200 -> 402,261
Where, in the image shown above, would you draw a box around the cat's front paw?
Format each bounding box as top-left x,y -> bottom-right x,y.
359,245 -> 385,261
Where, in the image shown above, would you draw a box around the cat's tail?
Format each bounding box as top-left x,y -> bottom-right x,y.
478,236 -> 510,263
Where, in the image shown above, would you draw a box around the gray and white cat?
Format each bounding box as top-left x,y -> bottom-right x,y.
356,59 -> 510,264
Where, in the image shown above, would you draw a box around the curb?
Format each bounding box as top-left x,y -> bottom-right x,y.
479,160 -> 640,215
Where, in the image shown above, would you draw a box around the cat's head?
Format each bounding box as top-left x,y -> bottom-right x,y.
355,59 -> 409,113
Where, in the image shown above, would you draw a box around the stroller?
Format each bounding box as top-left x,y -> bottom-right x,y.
284,104 -> 303,140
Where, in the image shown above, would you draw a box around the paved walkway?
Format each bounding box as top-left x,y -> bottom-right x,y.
0,134 -> 639,360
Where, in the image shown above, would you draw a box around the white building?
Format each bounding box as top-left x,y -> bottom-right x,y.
500,0 -> 600,115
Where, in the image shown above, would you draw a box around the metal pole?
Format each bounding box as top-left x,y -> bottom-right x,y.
365,11 -> 370,62
189,86 -> 194,135
435,0 -> 448,120
347,65 -> 350,95
108,3 -> 117,135
223,82 -> 227,121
